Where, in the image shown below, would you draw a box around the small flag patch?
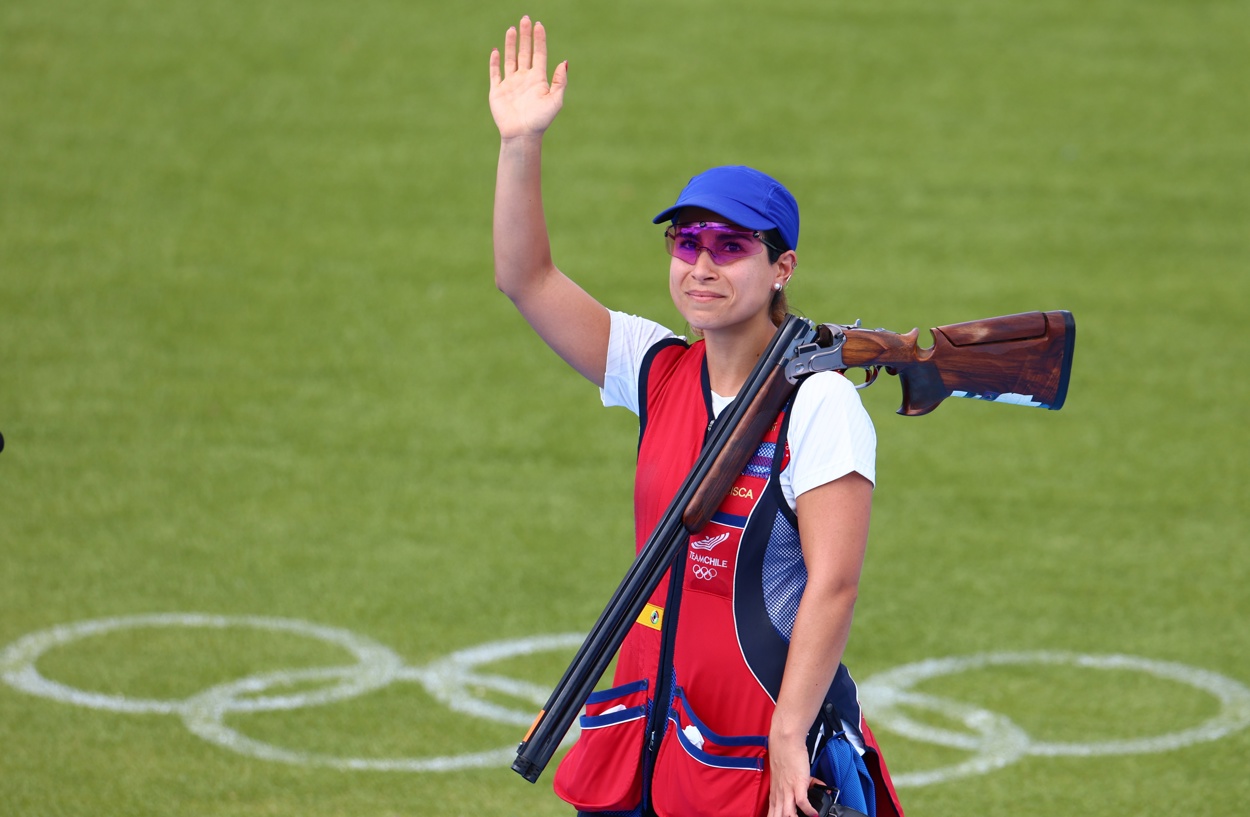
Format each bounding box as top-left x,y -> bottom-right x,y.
637,603 -> 664,631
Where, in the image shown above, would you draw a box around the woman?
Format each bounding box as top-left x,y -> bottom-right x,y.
488,18 -> 902,817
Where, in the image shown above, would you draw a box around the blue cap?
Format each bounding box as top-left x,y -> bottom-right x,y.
653,165 -> 799,251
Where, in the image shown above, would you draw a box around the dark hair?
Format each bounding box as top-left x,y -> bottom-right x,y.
764,229 -> 789,326
764,229 -> 787,264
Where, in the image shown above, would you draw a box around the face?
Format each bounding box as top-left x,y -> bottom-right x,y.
666,208 -> 795,335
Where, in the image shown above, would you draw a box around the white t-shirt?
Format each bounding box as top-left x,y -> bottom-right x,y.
600,311 -> 876,511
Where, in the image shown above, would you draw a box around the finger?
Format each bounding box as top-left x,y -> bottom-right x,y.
797,780 -> 820,817
518,15 -> 533,69
767,785 -> 789,817
489,47 -> 501,88
532,20 -> 549,77
549,59 -> 568,101
503,24 -> 517,76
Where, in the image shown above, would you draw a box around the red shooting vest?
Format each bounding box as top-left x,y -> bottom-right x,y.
554,338 -> 903,817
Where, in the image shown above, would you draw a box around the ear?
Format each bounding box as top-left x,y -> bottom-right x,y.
774,250 -> 797,287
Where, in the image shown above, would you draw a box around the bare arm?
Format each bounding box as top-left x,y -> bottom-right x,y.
768,472 -> 873,817
489,18 -> 610,387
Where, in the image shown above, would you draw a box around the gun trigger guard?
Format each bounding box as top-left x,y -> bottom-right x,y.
853,366 -> 882,390
850,367 -> 880,392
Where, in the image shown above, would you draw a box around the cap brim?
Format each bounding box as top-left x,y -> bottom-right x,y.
652,196 -> 777,232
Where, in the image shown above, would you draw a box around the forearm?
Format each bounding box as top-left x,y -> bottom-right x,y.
774,474 -> 870,747
492,134 -> 557,301
767,474 -> 871,817
770,581 -> 857,747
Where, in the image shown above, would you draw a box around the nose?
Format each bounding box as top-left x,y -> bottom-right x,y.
690,247 -> 720,277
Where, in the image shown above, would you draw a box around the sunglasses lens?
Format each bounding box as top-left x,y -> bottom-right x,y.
665,225 -> 766,265
665,230 -> 698,264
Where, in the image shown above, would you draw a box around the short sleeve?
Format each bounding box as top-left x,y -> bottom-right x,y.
600,311 -> 679,415
781,372 -> 877,508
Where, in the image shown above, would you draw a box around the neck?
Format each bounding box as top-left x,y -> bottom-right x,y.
700,316 -> 779,397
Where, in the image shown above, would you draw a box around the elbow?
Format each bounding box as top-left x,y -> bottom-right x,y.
494,261 -> 555,306
492,268 -> 522,301
837,584 -> 860,611
809,575 -> 859,609
495,277 -> 527,307
491,261 -> 509,295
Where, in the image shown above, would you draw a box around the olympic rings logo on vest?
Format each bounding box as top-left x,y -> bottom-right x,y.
3,613 -> 1249,786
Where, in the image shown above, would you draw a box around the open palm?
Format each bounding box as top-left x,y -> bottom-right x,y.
489,17 -> 568,140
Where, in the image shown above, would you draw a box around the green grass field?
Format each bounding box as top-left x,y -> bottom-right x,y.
2,0 -> 1247,815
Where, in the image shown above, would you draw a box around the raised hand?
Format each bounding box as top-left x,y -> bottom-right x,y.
488,17 -> 568,141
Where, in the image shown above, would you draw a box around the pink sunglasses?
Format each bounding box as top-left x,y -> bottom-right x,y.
664,222 -> 783,266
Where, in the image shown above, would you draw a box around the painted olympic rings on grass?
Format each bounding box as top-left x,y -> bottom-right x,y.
0,613 -> 584,772
3,614 -> 1249,786
859,651 -> 1250,787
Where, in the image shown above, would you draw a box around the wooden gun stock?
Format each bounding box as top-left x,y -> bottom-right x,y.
839,310 -> 1076,416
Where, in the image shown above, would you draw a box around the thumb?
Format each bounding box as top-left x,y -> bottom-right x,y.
550,59 -> 569,97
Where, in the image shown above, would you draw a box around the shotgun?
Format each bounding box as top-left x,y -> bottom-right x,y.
512,310 -> 1075,783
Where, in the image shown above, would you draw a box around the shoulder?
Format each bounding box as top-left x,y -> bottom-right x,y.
792,371 -> 868,418
784,371 -> 877,489
601,311 -> 684,413
609,310 -> 680,350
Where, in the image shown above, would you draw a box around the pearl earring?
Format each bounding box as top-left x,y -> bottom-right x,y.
774,283 -> 783,291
